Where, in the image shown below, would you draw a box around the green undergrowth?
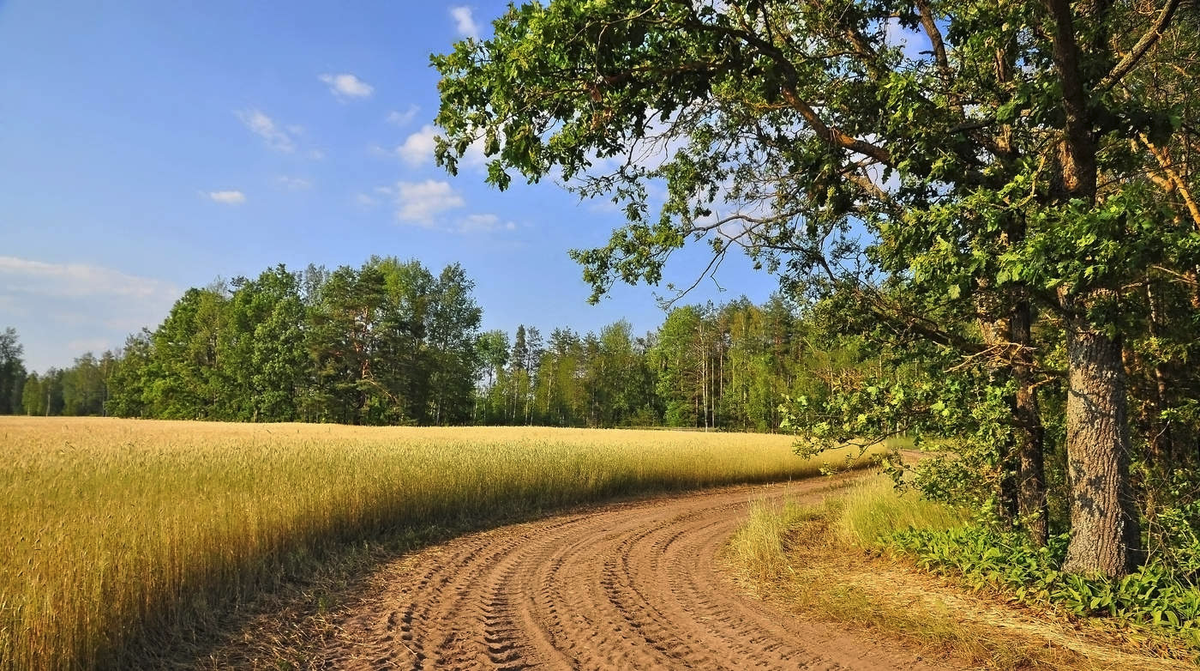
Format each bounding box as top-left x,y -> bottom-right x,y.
840,474 -> 1200,653
727,479 -> 1084,669
891,527 -> 1200,644
729,472 -> 1200,669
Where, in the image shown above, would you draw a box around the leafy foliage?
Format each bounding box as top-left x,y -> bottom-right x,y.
891,526 -> 1200,639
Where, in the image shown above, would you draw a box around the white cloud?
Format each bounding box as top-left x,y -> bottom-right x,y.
0,257 -> 179,301
207,190 -> 246,204
387,105 -> 420,126
318,73 -> 374,99
354,192 -> 379,207
236,108 -> 297,153
397,124 -> 439,166
397,124 -> 486,168
276,176 -> 312,190
393,180 -> 465,225
450,6 -> 480,38
0,257 -> 182,371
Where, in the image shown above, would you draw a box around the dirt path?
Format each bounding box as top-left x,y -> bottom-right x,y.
304,475 -> 949,670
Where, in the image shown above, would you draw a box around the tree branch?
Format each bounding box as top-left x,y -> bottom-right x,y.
1097,0 -> 1184,92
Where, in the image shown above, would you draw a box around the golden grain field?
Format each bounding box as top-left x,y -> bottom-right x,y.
0,416 -> 868,670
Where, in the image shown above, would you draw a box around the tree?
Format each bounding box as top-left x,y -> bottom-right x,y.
223,266 -> 309,422
652,306 -> 707,428
425,263 -> 483,424
307,265 -> 389,424
0,327 -> 26,414
62,352 -> 105,416
148,287 -> 231,419
21,372 -> 43,416
107,331 -> 154,418
476,329 -> 510,423
372,256 -> 437,424
434,0 -> 1200,576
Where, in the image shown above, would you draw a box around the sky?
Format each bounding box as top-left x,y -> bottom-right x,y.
0,0 -> 779,373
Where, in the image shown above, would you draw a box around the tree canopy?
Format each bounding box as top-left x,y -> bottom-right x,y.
433,0 -> 1200,577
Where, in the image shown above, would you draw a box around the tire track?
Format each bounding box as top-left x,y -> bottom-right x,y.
315,478 -> 953,670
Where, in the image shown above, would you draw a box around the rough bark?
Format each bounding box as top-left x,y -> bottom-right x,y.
1010,300 -> 1048,546
1061,317 -> 1141,577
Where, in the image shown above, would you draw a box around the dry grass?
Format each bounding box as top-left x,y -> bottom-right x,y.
726,474 -> 1195,670
0,416 -> 866,670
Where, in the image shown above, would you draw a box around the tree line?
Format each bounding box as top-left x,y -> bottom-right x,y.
1,258 -> 846,431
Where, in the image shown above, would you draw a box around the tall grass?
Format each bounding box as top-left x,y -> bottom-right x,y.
727,498 -> 823,582
0,417 -> 864,670
835,474 -> 969,546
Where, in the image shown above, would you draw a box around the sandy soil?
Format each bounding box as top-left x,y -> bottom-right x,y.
309,477 -> 952,670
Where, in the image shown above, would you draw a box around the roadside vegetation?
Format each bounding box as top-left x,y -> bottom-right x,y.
729,475 -> 1198,669
0,416 -> 869,670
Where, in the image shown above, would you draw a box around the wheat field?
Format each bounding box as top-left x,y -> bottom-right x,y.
0,416 -> 867,669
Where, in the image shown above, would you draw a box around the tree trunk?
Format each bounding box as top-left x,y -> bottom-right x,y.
1010,300 -> 1048,546
1061,317 -> 1141,577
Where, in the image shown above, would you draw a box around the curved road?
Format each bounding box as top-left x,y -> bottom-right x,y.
319,477 -> 946,670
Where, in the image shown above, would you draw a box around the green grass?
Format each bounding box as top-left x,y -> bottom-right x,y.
0,416 -> 869,670
835,474 -> 969,546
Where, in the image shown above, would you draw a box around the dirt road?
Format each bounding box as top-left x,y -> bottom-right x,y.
317,477 -> 947,670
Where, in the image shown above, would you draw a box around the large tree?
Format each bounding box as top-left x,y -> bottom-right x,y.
433,0 -> 1200,576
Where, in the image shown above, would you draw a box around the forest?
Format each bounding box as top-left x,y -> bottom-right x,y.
0,257 -> 842,432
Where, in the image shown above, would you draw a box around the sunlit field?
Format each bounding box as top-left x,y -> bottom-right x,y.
0,416 -> 869,669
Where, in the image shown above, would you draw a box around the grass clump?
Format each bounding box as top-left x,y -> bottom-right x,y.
835,473 -> 969,546
728,498 -> 822,583
0,416 -> 868,670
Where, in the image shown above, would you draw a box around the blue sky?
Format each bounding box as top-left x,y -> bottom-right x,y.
0,0 -> 778,373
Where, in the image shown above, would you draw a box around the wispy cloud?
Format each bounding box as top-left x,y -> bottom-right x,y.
390,179 -> 466,225
458,213 -> 518,233
275,176 -> 312,191
0,256 -> 179,300
387,105 -> 420,126
450,6 -> 480,38
207,190 -> 246,204
318,73 -> 374,99
236,108 -> 297,152
397,124 -> 485,168
0,257 -> 182,371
